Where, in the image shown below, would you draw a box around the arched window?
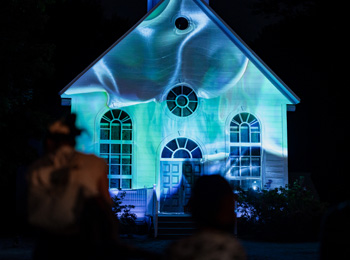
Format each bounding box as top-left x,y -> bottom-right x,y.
229,113 -> 262,191
161,138 -> 202,159
99,109 -> 132,189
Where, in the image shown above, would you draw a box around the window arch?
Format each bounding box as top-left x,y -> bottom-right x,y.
228,112 -> 262,191
99,109 -> 132,189
161,138 -> 202,159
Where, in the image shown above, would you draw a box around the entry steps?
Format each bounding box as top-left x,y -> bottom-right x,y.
154,214 -> 197,239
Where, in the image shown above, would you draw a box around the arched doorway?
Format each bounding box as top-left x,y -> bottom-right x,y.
160,137 -> 203,213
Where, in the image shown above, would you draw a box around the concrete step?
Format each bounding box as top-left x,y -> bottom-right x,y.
152,214 -> 196,238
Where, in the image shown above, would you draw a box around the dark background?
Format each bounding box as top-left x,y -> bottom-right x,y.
1,0 -> 344,235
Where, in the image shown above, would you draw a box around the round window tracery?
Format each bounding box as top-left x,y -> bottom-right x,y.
166,85 -> 198,117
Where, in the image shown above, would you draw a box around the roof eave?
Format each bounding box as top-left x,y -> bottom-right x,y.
194,0 -> 300,104
59,0 -> 166,96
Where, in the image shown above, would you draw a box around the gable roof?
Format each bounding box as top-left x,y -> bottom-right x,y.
60,0 -> 300,106
193,0 -> 300,104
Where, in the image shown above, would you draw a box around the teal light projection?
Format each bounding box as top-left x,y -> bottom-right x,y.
63,0 -> 248,108
62,0 -> 298,198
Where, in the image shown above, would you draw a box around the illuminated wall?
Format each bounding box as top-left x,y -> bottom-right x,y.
61,0 -> 299,198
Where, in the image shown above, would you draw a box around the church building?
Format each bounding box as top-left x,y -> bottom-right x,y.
60,0 -> 300,213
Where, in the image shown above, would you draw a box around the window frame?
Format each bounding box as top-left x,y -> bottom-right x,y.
99,109 -> 133,190
228,112 -> 262,191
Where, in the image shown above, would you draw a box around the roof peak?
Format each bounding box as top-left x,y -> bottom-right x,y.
148,0 -> 209,12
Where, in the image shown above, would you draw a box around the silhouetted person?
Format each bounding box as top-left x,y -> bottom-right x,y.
166,174 -> 247,260
26,114 -> 117,259
27,114 -> 161,260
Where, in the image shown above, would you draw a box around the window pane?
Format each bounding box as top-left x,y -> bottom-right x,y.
241,112 -> 249,122
230,146 -> 239,156
172,107 -> 181,116
122,130 -> 132,140
252,157 -> 260,166
119,111 -> 129,121
100,129 -> 110,140
241,147 -> 250,156
251,133 -> 260,143
100,144 -> 109,153
122,155 -> 132,164
174,149 -> 191,158
104,111 -> 113,121
167,91 -> 176,101
230,157 -> 240,166
111,144 -> 120,153
191,147 -> 202,158
167,101 -> 176,110
110,178 -> 119,189
251,121 -> 260,132
111,123 -> 120,140
177,138 -> 187,148
241,167 -> 250,176
251,147 -> 261,156
161,147 -> 172,158
241,124 -> 249,142
233,115 -> 241,124
247,115 -> 257,124
111,155 -> 120,164
111,109 -> 121,119
123,122 -> 132,129
241,157 -> 250,166
188,101 -> 197,111
252,167 -> 260,176
167,139 -> 178,151
122,165 -> 131,175
183,108 -> 192,117
172,86 -> 182,95
186,139 -> 197,151
230,122 -> 239,129
110,165 -> 120,175
122,144 -> 132,154
231,167 -> 240,177
230,132 -> 239,143
121,179 -> 132,189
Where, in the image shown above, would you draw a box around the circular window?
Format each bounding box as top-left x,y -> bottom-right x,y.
175,17 -> 189,30
166,85 -> 198,117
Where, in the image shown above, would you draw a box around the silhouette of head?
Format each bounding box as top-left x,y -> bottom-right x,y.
189,174 -> 236,231
45,113 -> 82,152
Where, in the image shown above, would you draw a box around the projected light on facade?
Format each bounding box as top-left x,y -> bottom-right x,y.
60,0 -> 299,213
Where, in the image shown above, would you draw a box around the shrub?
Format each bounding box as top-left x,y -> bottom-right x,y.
111,191 -> 137,235
237,179 -> 328,242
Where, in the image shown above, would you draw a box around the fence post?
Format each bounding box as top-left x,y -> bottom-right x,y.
153,184 -> 158,238
234,193 -> 238,237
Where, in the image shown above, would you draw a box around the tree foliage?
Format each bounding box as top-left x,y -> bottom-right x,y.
237,178 -> 329,241
111,192 -> 137,235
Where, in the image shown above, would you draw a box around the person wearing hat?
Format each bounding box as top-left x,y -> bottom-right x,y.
27,114 -> 115,259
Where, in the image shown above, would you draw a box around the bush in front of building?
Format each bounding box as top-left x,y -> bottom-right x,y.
111,192 -> 137,236
236,179 -> 328,242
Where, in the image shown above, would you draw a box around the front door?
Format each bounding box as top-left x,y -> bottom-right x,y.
160,161 -> 202,212
159,137 -> 203,213
160,161 -> 183,212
